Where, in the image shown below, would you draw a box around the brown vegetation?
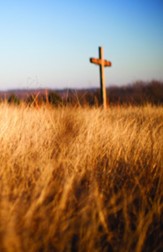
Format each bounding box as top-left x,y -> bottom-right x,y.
0,103 -> 162,251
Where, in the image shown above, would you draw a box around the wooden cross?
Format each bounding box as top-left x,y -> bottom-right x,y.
90,47 -> 112,108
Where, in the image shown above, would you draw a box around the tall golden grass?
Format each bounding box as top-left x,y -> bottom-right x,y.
0,103 -> 162,252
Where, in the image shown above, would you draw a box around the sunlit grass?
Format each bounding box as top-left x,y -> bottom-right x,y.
0,103 -> 162,252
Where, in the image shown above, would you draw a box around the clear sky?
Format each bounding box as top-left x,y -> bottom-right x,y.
0,0 -> 163,90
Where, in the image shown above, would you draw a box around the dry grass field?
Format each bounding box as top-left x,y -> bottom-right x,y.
0,103 -> 162,252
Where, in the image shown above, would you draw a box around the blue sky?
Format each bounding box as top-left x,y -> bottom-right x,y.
0,0 -> 163,90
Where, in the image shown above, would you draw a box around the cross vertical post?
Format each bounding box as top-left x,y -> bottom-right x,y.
99,47 -> 106,109
90,46 -> 112,109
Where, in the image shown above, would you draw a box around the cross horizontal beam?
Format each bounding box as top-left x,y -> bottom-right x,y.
90,58 -> 112,67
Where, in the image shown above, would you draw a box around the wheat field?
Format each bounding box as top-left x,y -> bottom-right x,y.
0,103 -> 162,252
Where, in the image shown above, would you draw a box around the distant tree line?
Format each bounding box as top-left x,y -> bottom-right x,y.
3,91 -> 62,107
65,80 -> 163,106
25,91 -> 62,106
107,80 -> 163,105
1,80 -> 163,106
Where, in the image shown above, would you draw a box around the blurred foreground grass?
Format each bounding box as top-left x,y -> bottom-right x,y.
0,103 -> 162,252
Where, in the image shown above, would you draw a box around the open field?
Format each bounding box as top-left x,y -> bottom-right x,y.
0,103 -> 162,252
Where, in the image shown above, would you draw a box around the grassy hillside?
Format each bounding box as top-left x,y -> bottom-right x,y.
0,103 -> 162,252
